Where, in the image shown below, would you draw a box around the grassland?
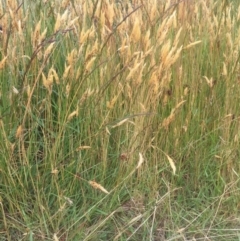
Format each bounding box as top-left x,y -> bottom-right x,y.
0,0 -> 240,240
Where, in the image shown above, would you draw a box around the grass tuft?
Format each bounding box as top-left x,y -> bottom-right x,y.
0,0 -> 240,240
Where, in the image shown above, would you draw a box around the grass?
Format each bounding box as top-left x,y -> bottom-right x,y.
0,0 -> 240,240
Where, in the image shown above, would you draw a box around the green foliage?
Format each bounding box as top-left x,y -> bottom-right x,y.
0,0 -> 240,240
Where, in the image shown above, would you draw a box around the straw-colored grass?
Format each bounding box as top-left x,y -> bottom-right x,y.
0,0 -> 240,240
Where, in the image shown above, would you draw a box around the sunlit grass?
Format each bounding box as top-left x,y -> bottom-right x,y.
0,0 -> 240,240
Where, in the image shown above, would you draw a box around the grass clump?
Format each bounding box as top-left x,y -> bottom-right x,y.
1,0 -> 240,240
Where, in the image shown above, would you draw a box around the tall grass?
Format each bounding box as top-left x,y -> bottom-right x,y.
0,0 -> 240,240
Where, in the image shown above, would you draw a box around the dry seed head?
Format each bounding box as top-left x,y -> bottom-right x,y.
0,56 -> 7,69
61,9 -> 69,22
79,88 -> 94,105
67,17 -> 79,29
170,46 -> 183,66
85,40 -> 98,61
47,69 -> 54,83
234,134 -> 239,143
63,65 -> 71,80
137,153 -> 144,169
174,100 -> 186,110
10,47 -> 16,63
126,83 -> 132,100
12,86 -> 19,94
184,40 -> 202,50
126,61 -> 142,81
226,7 -> 233,31
93,39 -> 99,53
76,146 -> 91,151
222,63 -> 227,76
42,73 -> 53,94
203,76 -> 215,88
133,62 -> 145,86
163,46 -> 180,69
37,50 -> 43,61
76,67 -> 81,80
143,29 -> 151,51
66,83 -> 70,97
178,66 -> 183,80
53,233 -> 59,241
79,28 -> 94,44
99,10 -> 106,27
89,180 -> 109,194
149,71 -> 159,94
106,126 -> 111,135
85,57 -> 96,72
39,28 -> 47,44
165,153 -> 176,175
107,95 -> 118,109
157,18 -> 168,40
130,17 -> 141,43
105,1 -> 115,27
16,125 -> 23,138
125,43 -> 132,62
118,37 -> 127,52
183,86 -> 190,96
162,100 -> 186,129
27,85 -> 31,97
167,11 -> 176,28
44,42 -> 55,59
173,27 -> 182,47
161,40 -> 171,64
162,112 -> 175,130
163,90 -> 171,105
67,107 -> 79,121
94,1 -> 101,18
9,7 -> 15,21
67,195 -> 77,205
54,13 -> 61,33
17,20 -> 24,42
51,169 -> 59,175
50,67 -> 60,84
32,20 -> 41,48
112,118 -> 129,129
150,0 -> 157,22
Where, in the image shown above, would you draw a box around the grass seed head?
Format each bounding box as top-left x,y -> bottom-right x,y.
107,95 -> 118,109
89,181 -> 109,194
105,1 -> 115,27
161,40 -> 171,64
16,125 -> 23,138
50,67 -> 60,84
222,63 -> 227,76
130,17 -> 141,43
32,20 -> 41,48
42,72 -> 53,94
54,13 -> 61,33
66,83 -> 70,98
44,42 -> 55,60
85,57 -> 96,72
67,108 -> 79,121
63,65 -> 71,80
0,56 -> 7,69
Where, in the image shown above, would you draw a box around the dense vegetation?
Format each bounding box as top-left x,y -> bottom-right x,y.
0,0 -> 240,240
